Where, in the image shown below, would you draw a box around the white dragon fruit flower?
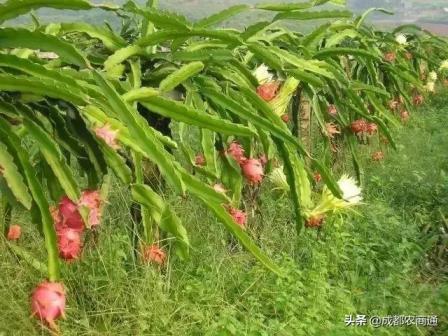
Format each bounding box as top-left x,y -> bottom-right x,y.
439,60 -> 448,71
429,71 -> 438,81
395,34 -> 407,45
253,64 -> 273,85
338,174 -> 362,204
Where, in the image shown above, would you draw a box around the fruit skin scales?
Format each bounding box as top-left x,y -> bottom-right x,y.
31,282 -> 66,329
57,228 -> 82,261
226,142 -> 246,164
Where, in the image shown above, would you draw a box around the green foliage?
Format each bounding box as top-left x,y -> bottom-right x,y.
0,3 -> 447,331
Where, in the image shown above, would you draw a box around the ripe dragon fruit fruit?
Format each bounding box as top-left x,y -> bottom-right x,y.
58,196 -> 84,232
7,225 -> 21,240
31,282 -> 66,329
325,123 -> 340,139
94,124 -> 120,149
143,244 -> 166,265
350,119 -> 368,134
366,123 -> 378,135
305,215 -> 325,228
226,142 -> 246,164
241,158 -> 264,185
388,99 -> 400,110
228,207 -> 247,229
256,82 -> 280,102
57,228 -> 82,261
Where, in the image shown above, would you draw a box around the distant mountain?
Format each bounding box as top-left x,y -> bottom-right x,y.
5,0 -> 448,34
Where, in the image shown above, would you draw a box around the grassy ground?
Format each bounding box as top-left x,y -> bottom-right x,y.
1,94 -> 447,335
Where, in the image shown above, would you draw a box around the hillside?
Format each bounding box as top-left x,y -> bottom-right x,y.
4,0 -> 447,34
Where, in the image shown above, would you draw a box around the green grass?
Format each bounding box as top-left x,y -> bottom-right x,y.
1,94 -> 448,335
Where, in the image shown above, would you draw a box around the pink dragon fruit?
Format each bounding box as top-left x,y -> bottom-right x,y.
143,244 -> 166,265
31,282 -> 66,329
58,197 -> 84,232
228,207 -> 247,229
226,142 -> 246,164
241,158 -> 264,185
257,82 -> 280,102
7,225 -> 21,240
57,228 -> 82,261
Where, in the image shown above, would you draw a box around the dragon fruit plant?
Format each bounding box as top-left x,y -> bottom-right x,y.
0,0 -> 447,330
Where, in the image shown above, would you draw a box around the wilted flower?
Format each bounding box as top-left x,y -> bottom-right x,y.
388,99 -> 400,110
325,123 -> 340,139
395,33 -> 407,45
327,104 -> 338,116
400,110 -> 410,122
253,64 -> 273,84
